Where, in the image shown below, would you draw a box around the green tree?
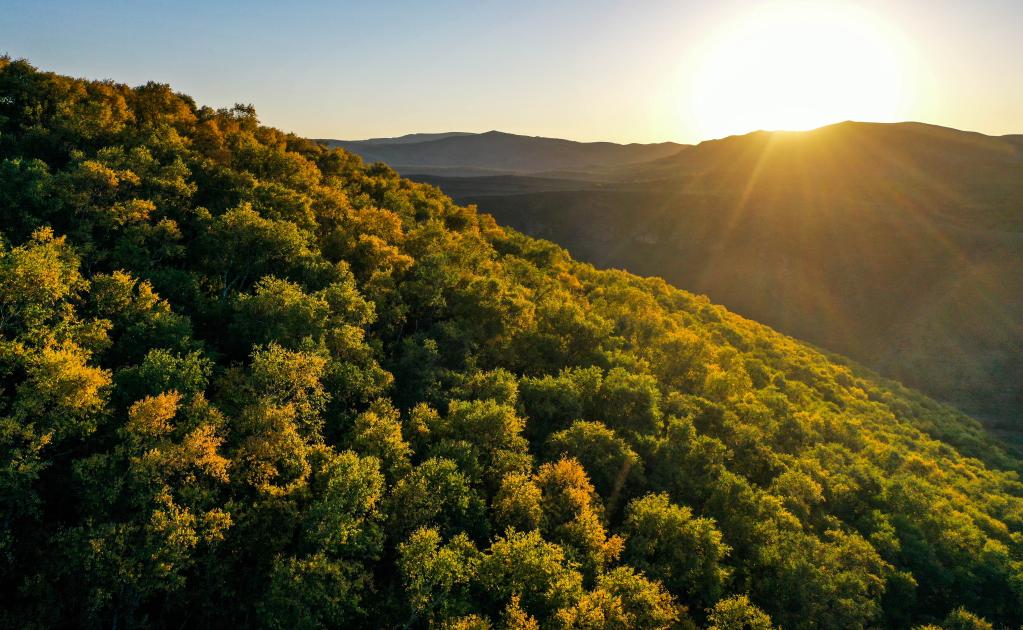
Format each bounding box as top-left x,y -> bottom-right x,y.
398,527 -> 481,626
707,595 -> 772,630
623,493 -> 729,610
477,529 -> 584,622
387,457 -> 487,541
546,420 -> 645,515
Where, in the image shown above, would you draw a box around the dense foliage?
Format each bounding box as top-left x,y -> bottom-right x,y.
1,59 -> 1021,629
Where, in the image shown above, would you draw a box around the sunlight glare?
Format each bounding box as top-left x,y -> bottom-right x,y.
689,2 -> 913,140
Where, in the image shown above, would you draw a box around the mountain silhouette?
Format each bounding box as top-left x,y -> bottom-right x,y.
323,130 -> 687,177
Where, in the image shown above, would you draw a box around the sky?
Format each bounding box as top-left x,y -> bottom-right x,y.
2,0 -> 1021,144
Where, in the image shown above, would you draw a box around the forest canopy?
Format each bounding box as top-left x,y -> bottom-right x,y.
0,58 -> 1021,629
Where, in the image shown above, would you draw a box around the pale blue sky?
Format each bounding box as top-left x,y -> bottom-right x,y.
2,0 -> 1021,143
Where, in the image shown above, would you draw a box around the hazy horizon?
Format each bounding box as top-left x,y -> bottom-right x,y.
328,118 -> 1020,145
3,0 -> 1022,144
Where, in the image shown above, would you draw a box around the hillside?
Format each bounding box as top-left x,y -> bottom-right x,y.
1,60 -> 1022,629
413,122 -> 1023,437
324,130 -> 686,177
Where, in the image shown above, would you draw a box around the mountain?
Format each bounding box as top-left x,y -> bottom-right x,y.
327,131 -> 475,145
2,60 -> 1023,629
406,122 -> 1023,440
322,130 -> 687,177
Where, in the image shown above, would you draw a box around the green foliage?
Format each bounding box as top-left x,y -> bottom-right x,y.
398,528 -> 481,625
546,420 -> 644,515
623,493 -> 729,611
938,607 -> 994,630
476,528 -> 584,619
387,457 -> 488,541
260,551 -> 371,629
1,59 -> 1021,629
706,595 -> 772,630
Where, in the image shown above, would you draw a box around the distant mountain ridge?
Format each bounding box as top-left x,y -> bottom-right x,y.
383,121 -> 1023,440
334,131 -> 475,145
321,130 -> 687,177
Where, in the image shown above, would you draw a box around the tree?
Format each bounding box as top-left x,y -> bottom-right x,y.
707,595 -> 772,630
232,276 -> 330,349
350,399 -> 411,480
397,527 -> 480,625
256,450 -> 385,628
623,493 -> 729,610
386,458 -> 487,541
492,472 -> 543,532
428,399 -> 532,488
546,420 -> 645,515
197,204 -> 316,298
940,608 -> 994,630
572,566 -> 687,629
534,459 -> 623,577
477,529 -> 584,621
261,552 -> 373,629
595,368 -> 662,437
0,227 -> 85,336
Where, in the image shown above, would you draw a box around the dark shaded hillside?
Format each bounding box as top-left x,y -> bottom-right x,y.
2,60 -> 1022,629
418,123 -> 1023,436
324,130 -> 686,177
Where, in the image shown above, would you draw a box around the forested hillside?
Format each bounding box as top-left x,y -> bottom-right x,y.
420,123 -> 1023,437
1,59 -> 1022,629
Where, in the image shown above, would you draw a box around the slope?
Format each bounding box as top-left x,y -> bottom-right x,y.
0,60 -> 1021,629
423,122 -> 1023,436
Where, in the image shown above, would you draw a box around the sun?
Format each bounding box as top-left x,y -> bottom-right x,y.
689,2 -> 914,140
